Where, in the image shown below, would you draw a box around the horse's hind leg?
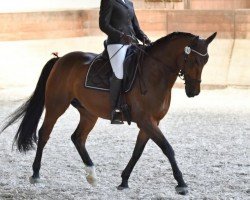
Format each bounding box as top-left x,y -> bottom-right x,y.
30,98 -> 71,183
118,130 -> 149,190
71,108 -> 98,186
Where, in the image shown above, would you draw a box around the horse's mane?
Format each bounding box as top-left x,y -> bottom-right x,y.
150,32 -> 197,48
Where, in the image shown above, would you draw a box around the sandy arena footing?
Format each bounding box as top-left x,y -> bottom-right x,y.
0,87 -> 249,199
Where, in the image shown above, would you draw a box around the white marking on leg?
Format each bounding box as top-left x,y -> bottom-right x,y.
85,166 -> 98,187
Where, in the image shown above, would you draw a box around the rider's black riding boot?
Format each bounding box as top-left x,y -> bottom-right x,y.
110,74 -> 124,124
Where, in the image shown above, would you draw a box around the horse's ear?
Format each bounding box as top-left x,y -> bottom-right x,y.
206,32 -> 217,45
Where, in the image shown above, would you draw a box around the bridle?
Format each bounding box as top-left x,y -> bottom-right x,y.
179,46 -> 208,85
133,43 -> 208,85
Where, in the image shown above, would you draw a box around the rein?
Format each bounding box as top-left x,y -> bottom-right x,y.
132,43 -> 179,76
133,43 -> 208,85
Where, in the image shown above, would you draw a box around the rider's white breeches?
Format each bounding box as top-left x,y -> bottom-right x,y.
107,44 -> 129,80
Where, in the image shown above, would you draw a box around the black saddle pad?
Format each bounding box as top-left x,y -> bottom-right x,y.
85,45 -> 141,93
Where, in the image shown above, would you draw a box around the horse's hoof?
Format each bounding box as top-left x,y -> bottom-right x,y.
117,184 -> 129,190
29,176 -> 41,184
85,166 -> 97,187
86,175 -> 97,187
175,186 -> 188,195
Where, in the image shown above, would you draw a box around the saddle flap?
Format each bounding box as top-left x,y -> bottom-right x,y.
85,44 -> 143,93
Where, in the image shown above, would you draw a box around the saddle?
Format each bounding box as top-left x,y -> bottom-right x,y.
85,42 -> 144,93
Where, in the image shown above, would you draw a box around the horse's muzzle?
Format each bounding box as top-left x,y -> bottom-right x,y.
186,92 -> 195,98
185,86 -> 200,98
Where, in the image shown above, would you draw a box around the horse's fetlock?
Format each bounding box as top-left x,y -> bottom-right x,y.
121,172 -> 129,180
170,149 -> 175,157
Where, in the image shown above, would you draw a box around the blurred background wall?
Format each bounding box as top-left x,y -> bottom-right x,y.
0,0 -> 249,88
133,0 -> 250,10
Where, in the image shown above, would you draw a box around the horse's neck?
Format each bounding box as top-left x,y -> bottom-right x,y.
144,38 -> 190,90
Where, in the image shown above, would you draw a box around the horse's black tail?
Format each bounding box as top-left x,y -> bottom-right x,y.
1,57 -> 60,152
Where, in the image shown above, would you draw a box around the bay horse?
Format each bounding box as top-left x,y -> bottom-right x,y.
1,32 -> 216,195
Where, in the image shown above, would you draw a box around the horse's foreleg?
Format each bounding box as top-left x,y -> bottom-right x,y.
71,108 -> 98,186
118,130 -> 149,190
138,119 -> 188,195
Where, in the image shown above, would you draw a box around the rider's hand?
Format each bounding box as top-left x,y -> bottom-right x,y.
121,34 -> 133,45
143,36 -> 151,45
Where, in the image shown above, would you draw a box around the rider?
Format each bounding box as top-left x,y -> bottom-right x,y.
99,0 -> 151,124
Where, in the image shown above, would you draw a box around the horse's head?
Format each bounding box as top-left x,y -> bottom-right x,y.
179,32 -> 217,98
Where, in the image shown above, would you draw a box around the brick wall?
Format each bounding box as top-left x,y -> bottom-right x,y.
0,9 -> 250,41
133,10 -> 168,36
133,0 -> 184,9
235,9 -> 250,38
190,0 -> 250,10
0,11 -> 86,41
133,0 -> 250,9
166,10 -> 235,39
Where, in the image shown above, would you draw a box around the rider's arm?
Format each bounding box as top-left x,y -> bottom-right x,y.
99,0 -> 123,41
132,13 -> 149,43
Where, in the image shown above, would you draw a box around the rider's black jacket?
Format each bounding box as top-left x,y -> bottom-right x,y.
99,0 -> 149,45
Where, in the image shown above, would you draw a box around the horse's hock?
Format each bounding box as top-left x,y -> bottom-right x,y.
0,1 -> 250,88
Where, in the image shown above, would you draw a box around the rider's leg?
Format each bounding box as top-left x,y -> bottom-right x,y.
107,44 -> 129,124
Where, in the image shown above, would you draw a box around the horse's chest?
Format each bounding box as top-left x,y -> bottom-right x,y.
152,92 -> 171,120
158,100 -> 170,118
